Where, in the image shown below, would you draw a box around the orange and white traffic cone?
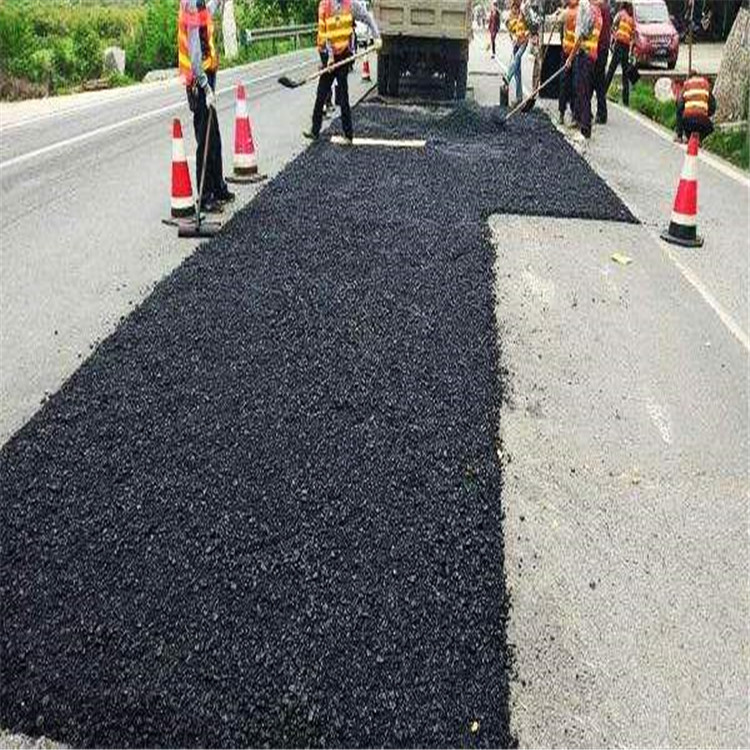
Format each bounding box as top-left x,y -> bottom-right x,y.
361,57 -> 371,82
170,118 -> 195,218
226,83 -> 265,184
661,132 -> 703,247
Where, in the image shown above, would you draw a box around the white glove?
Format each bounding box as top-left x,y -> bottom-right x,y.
204,86 -> 216,109
373,37 -> 383,50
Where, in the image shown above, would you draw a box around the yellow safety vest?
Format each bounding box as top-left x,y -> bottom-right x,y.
683,76 -> 710,122
317,0 -> 327,50
178,0 -> 218,86
563,7 -> 577,55
579,3 -> 602,61
507,11 -> 529,44
321,0 -> 354,56
614,10 -> 634,45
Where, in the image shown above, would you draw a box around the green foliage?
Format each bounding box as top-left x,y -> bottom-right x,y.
629,80 -> 677,130
125,0 -> 177,79
0,0 -> 318,99
703,128 -> 750,171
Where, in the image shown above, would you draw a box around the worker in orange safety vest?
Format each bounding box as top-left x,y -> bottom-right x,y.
605,1 -> 635,105
178,0 -> 233,212
558,0 -> 579,125
564,0 -> 602,139
675,73 -> 716,143
304,0 -> 381,144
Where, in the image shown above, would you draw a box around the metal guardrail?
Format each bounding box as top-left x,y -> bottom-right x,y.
242,23 -> 317,52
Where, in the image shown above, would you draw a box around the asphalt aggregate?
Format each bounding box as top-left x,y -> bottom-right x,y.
0,102 -> 634,748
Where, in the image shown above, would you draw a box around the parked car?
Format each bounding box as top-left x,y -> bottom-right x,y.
631,0 -> 680,69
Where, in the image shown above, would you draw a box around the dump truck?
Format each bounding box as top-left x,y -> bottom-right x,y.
373,0 -> 474,99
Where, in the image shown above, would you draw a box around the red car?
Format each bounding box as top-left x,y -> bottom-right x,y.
631,0 -> 680,69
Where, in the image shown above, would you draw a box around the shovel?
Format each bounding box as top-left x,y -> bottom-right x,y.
178,104 -> 221,239
278,46 -> 374,89
505,64 -> 566,122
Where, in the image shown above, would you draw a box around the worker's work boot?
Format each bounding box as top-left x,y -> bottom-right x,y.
216,187 -> 235,204
303,130 -> 320,141
200,196 -> 224,214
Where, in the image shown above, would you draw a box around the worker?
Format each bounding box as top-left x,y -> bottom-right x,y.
564,0 -> 602,139
489,0 -> 500,59
502,0 -> 530,105
317,0 -> 335,116
178,0 -> 233,213
592,0 -> 611,124
304,0 -> 381,144
558,0 -> 579,125
674,72 -> 716,143
605,1 -> 635,105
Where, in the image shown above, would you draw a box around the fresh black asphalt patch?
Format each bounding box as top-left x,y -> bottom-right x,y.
0,103 -> 635,748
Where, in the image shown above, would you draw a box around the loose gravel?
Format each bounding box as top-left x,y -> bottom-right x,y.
0,102 -> 634,749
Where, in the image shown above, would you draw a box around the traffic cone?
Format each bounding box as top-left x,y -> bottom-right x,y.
361,57 -> 371,82
226,83 -> 265,184
661,132 -> 704,248
170,118 -> 195,218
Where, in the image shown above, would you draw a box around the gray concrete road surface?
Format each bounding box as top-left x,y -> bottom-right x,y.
0,50 -> 374,445
476,29 -> 749,748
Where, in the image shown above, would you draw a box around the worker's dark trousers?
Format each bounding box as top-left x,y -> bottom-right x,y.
319,50 -> 334,109
574,53 -> 595,137
490,32 -> 497,56
192,71 -> 225,200
312,54 -> 352,138
605,42 -> 630,105
558,63 -> 576,117
593,51 -> 608,123
675,101 -> 714,141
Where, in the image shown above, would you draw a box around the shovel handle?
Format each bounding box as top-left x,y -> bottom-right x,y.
291,44 -> 376,87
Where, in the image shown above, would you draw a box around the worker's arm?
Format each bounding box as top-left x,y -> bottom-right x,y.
185,0 -> 210,90
352,0 -> 382,44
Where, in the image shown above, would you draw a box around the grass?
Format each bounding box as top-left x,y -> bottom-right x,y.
608,79 -> 749,171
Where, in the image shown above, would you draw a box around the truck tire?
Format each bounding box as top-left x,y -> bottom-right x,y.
456,60 -> 468,99
377,53 -> 389,95
387,55 -> 400,96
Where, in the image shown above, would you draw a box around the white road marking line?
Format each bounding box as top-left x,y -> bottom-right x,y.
0,50 -> 317,134
0,57 -> 314,171
647,227 -> 750,353
611,101 -> 750,187
645,396 -> 673,445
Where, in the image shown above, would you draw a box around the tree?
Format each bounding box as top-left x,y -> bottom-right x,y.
713,2 -> 750,122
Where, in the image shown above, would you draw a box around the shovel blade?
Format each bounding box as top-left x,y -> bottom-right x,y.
278,75 -> 301,89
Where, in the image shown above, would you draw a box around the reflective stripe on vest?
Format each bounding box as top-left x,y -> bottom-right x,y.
178,1 -> 218,85
323,0 -> 353,56
579,4 -> 601,61
563,8 -> 577,55
615,12 -> 634,44
683,76 -> 710,121
508,12 -> 529,43
317,0 -> 326,50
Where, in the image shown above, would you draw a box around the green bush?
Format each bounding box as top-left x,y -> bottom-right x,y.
0,4 -> 38,77
125,0 -> 177,79
703,128 -> 750,171
73,23 -> 103,80
629,81 -> 677,130
27,47 -> 55,87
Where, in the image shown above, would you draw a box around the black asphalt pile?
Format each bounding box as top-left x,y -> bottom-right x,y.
1,103 -> 634,749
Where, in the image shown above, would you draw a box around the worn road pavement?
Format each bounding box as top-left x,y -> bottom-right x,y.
0,49 -> 374,445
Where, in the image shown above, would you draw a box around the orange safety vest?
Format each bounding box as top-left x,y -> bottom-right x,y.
614,9 -> 634,45
317,0 -> 326,50
579,2 -> 602,61
562,6 -> 577,55
682,76 -> 711,123
507,11 -> 529,44
320,0 -> 354,56
178,0 -> 218,86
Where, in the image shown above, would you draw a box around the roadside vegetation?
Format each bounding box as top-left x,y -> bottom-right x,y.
0,0 -> 317,100
609,79 -> 749,171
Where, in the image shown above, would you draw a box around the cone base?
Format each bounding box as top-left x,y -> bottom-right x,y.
171,204 -> 196,218
661,228 -> 704,248
226,173 -> 267,184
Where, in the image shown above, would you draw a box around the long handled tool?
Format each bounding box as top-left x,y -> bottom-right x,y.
178,103 -> 221,239
505,63 -> 565,122
278,45 -> 374,89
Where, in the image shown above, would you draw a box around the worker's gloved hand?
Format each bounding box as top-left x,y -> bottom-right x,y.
204,85 -> 216,109
373,37 -> 383,50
